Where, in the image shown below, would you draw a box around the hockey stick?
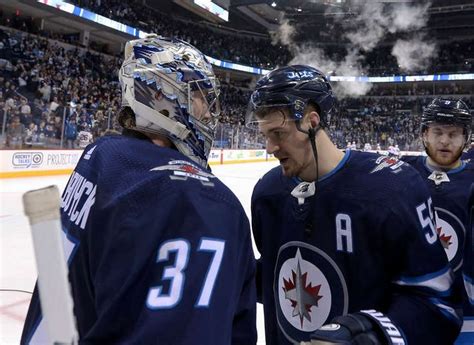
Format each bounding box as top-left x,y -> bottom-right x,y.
23,185 -> 78,345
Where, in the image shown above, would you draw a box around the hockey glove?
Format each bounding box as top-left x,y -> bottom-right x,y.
304,310 -> 405,345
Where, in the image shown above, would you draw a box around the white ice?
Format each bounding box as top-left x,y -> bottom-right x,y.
0,161 -> 279,345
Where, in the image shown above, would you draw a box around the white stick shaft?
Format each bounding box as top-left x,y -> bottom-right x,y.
23,185 -> 78,344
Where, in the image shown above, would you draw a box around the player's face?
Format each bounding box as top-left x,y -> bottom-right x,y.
258,110 -> 314,178
191,91 -> 212,122
423,124 -> 465,168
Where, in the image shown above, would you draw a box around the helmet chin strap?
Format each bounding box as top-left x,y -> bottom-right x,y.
295,122 -> 322,183
295,121 -> 322,236
307,126 -> 321,185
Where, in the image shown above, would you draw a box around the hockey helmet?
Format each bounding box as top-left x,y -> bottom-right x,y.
246,65 -> 335,127
421,98 -> 472,145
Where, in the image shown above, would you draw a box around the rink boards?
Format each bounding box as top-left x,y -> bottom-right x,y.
0,148 -> 424,179
0,149 -> 278,178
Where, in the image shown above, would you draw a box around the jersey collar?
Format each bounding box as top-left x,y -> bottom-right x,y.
292,149 -> 352,184
422,155 -> 466,175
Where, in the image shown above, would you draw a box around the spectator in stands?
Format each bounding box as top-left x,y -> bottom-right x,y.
24,122 -> 38,147
19,98 -> 31,116
36,120 -> 46,147
77,123 -> 93,148
38,80 -> 51,102
64,116 -> 78,149
49,95 -> 59,113
6,115 -> 25,148
44,120 -> 57,147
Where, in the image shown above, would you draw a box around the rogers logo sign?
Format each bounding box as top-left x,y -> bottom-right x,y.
12,152 -> 44,168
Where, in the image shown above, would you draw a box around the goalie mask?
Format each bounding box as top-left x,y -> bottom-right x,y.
119,34 -> 221,168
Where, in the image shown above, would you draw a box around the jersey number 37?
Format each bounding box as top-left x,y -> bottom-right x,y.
146,237 -> 225,309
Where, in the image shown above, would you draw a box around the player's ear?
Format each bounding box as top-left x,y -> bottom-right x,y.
308,110 -> 320,129
422,129 -> 429,143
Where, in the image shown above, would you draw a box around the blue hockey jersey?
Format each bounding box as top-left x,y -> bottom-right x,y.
464,186 -> 474,343
252,150 -> 461,345
403,154 -> 474,344
461,148 -> 474,160
21,131 -> 257,345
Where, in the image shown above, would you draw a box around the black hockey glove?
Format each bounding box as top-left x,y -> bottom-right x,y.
308,310 -> 405,345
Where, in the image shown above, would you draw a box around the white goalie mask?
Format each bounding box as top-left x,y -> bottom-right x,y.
119,34 -> 221,168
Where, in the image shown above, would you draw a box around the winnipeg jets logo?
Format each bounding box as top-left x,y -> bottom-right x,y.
436,225 -> 452,249
275,242 -> 348,343
150,160 -> 216,186
278,249 -> 331,332
282,252 -> 324,327
370,156 -> 404,174
434,209 -> 462,269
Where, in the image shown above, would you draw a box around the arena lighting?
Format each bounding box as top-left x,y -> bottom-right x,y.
37,0 -> 147,38
194,0 -> 229,22
329,74 -> 474,82
37,0 -> 474,82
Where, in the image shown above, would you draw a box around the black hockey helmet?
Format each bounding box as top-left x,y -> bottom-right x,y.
246,65 -> 335,126
421,98 -> 472,144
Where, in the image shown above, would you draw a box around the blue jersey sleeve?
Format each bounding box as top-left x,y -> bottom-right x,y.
383,172 -> 462,344
251,171 -> 279,305
464,184 -> 474,308
231,224 -> 258,344
459,184 -> 474,344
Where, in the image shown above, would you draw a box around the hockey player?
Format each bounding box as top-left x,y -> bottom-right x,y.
402,98 -> 474,344
246,65 -> 461,344
21,35 -> 257,345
